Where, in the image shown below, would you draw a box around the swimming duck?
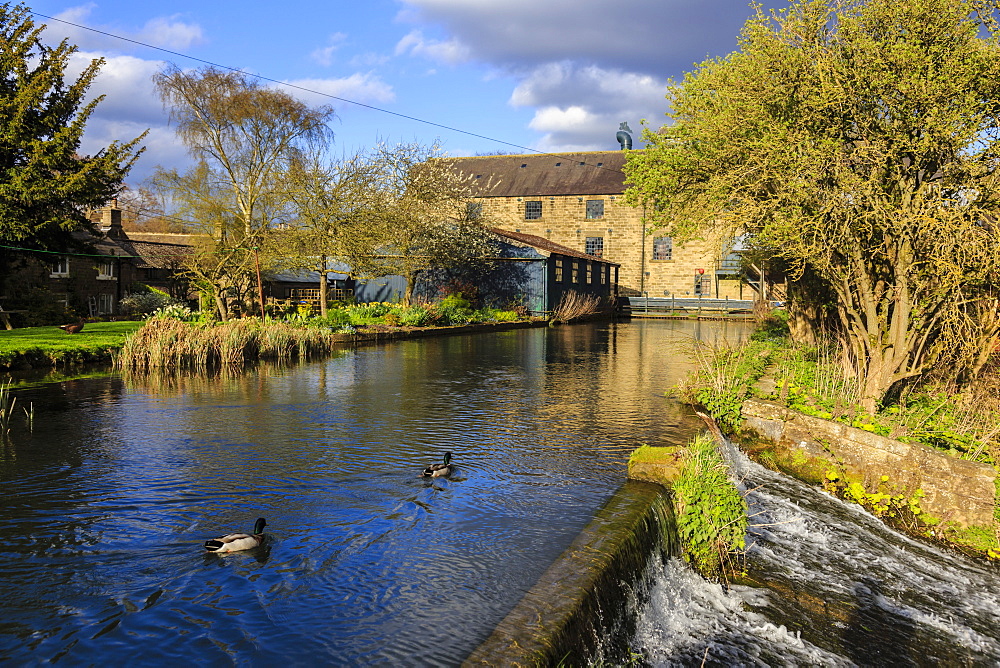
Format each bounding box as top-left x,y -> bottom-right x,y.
420,452 -> 453,478
204,517 -> 267,553
58,319 -> 85,334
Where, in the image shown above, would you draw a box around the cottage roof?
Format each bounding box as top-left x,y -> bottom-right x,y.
492,228 -> 619,265
450,151 -> 632,198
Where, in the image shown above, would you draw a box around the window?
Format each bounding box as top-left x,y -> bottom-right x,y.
466,202 -> 483,220
586,263 -> 593,284
652,237 -> 673,260
601,266 -> 607,285
554,259 -> 563,282
50,256 -> 69,276
97,259 -> 116,279
524,201 -> 542,219
585,237 -> 604,258
98,293 -> 115,315
585,200 -> 604,219
572,261 -> 579,283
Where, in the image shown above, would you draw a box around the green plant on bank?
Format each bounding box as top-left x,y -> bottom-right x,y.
679,338 -> 779,433
672,434 -> 748,579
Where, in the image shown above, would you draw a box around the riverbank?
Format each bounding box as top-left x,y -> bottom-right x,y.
0,321 -> 144,369
0,317 -> 553,371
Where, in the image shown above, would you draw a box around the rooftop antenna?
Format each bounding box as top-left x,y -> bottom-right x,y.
616,122 -> 633,150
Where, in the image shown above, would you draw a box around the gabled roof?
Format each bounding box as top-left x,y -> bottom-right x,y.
492,228 -> 619,265
450,151 -> 632,198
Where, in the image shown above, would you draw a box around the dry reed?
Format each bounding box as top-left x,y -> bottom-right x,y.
117,318 -> 342,372
551,290 -> 601,322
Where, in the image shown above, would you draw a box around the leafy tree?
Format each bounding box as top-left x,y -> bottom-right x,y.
0,3 -> 145,250
350,142 -> 497,306
279,149 -> 386,316
153,65 -> 334,319
626,0 -> 1000,411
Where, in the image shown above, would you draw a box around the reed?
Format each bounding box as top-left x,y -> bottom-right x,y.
0,379 -> 16,435
117,318 -> 342,372
550,290 -> 601,323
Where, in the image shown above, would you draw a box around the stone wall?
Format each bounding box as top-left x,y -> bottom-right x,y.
481,194 -> 743,300
742,399 -> 997,528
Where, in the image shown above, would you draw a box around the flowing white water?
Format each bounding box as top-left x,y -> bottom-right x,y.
632,447 -> 1000,666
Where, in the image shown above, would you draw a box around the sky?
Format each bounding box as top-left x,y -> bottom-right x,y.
25,0 -> 786,183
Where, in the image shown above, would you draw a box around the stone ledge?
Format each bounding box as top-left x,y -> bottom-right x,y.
741,399 -> 997,528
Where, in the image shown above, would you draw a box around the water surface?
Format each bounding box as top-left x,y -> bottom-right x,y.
0,319 -> 745,665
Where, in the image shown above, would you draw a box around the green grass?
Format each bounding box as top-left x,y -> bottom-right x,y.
0,321 -> 144,368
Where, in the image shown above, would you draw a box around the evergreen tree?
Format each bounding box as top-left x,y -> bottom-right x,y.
0,3 -> 145,251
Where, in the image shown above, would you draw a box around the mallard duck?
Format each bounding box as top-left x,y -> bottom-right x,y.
204,517 -> 267,553
58,319 -> 85,334
420,452 -> 453,478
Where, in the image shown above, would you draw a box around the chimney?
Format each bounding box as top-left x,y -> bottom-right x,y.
102,200 -> 125,239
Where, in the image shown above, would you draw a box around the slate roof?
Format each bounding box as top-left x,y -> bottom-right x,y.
492,228 -> 619,265
450,151 -> 632,198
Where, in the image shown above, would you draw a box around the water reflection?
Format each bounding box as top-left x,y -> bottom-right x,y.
0,319 -> 748,665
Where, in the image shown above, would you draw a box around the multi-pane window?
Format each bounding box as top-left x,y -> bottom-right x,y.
585,237 -> 604,258
601,266 -> 607,285
554,259 -> 563,282
525,201 -> 542,219
585,200 -> 604,219
98,259 -> 116,279
652,237 -> 673,260
50,256 -> 69,276
466,202 -> 483,220
572,261 -> 579,283
586,263 -> 593,284
98,293 -> 115,315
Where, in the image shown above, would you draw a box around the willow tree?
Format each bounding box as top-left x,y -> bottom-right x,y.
153,65 -> 334,319
626,0 -> 1000,410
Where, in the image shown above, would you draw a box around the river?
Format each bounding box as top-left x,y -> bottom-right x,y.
0,319 -> 743,665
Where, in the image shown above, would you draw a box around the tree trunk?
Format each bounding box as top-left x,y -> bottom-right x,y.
318,254 -> 328,318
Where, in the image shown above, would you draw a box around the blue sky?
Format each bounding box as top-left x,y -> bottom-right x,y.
26,0 -> 784,183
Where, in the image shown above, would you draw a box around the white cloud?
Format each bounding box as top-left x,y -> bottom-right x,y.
311,32 -> 349,67
511,63 -> 667,151
282,73 -> 396,107
137,15 -> 204,50
394,29 -> 469,65
42,5 -> 204,53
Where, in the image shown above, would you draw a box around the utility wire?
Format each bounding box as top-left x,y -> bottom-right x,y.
30,10 -> 634,174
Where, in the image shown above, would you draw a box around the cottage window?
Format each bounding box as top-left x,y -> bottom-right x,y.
585,200 -> 604,219
572,261 -> 579,283
585,237 -> 604,257
525,201 -> 542,219
51,256 -> 69,276
601,266 -> 607,285
97,259 -> 116,279
98,293 -> 115,315
586,263 -> 593,284
554,259 -> 564,282
652,237 -> 673,260
466,202 -> 483,220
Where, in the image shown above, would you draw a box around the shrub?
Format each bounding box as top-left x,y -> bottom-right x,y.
673,434 -> 747,579
120,289 -> 180,317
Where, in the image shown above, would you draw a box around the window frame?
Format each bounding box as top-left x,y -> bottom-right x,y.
585,236 -> 604,258
652,237 -> 673,261
50,256 -> 69,277
585,199 -> 604,219
524,200 -> 542,220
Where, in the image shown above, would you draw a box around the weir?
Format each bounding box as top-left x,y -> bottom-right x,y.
463,480 -> 678,667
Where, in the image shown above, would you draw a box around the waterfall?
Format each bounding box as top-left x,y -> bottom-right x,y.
626,447 -> 1000,666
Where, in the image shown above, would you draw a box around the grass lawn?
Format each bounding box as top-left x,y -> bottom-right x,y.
0,321 -> 144,368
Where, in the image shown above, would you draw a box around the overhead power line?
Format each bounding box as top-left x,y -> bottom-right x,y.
29,10 -> 633,174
